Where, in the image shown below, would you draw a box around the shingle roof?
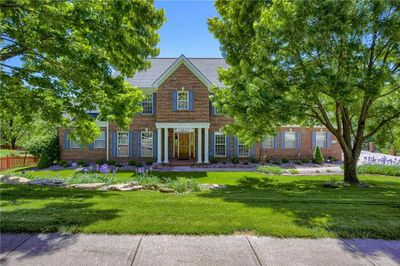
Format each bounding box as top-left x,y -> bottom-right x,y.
125,57 -> 228,88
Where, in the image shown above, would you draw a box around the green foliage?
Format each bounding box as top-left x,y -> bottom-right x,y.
77,160 -> 88,167
272,161 -> 281,165
58,160 -> 70,168
256,165 -> 283,175
312,147 -> 324,164
146,160 -> 154,166
287,169 -> 299,175
128,160 -> 137,166
96,159 -> 107,165
210,157 -> 219,164
301,158 -> 311,164
167,178 -> 201,193
357,164 -> 400,176
231,157 -> 239,164
282,157 -> 290,163
262,155 -> 270,163
1,1 -> 165,144
65,173 -> 114,185
250,158 -> 259,164
37,150 -> 51,169
136,162 -> 143,167
107,160 -> 116,166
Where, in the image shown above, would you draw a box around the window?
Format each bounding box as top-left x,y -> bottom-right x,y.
94,131 -> 106,148
214,106 -> 222,115
238,139 -> 249,157
141,94 -> 153,114
177,91 -> 189,110
262,136 -> 274,149
117,131 -> 129,157
70,139 -> 80,149
316,131 -> 327,148
284,131 -> 296,149
141,131 -> 153,157
214,133 -> 226,157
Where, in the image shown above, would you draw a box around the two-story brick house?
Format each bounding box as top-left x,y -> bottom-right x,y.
58,55 -> 342,164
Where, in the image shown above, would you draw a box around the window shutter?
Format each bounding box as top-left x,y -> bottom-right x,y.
326,131 -> 332,148
208,131 -> 214,158
64,130 -> 70,149
189,91 -> 194,111
250,144 -> 255,158
136,130 -> 141,158
112,132 -> 117,158
233,136 -> 239,157
281,131 -> 285,149
172,90 -> 177,112
152,93 -> 156,115
153,130 -> 157,159
129,130 -> 134,159
210,104 -> 215,116
296,131 -> 301,150
226,136 -> 231,158
312,131 -> 316,149
273,134 -> 278,150
88,142 -> 94,150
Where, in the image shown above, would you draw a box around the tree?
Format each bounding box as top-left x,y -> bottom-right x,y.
1,0 -> 165,144
209,0 -> 400,184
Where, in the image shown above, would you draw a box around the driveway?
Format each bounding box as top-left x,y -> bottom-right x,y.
1,234 -> 399,266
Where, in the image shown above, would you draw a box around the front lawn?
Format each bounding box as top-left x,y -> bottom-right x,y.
1,172 -> 399,239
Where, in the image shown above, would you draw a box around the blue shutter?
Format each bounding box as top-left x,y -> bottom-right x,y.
152,93 -> 156,115
312,131 -> 316,149
226,136 -> 231,158
129,130 -> 134,159
64,130 -> 70,149
189,91 -> 194,111
274,134 -> 278,150
136,130 -> 141,158
326,131 -> 332,148
296,131 -> 301,150
210,104 -> 215,116
234,137 -> 239,157
153,130 -> 157,159
172,90 -> 177,112
88,142 -> 94,150
209,131 -> 214,158
250,144 -> 255,158
281,131 -> 285,149
112,132 -> 117,158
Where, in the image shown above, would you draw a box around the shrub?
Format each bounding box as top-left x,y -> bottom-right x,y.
65,173 -> 114,185
115,162 -> 123,167
243,161 -> 249,165
250,158 -> 259,164
357,164 -> 400,176
146,160 -> 154,165
96,159 -> 107,165
107,159 -> 116,165
231,157 -> 239,164
77,159 -> 88,167
136,162 -> 143,167
58,160 -> 70,168
128,159 -> 137,166
37,149 -> 51,169
272,160 -> 281,165
287,169 -> 299,175
210,157 -> 219,164
24,134 -> 59,163
295,160 -> 302,165
263,155 -> 270,163
312,147 -> 324,164
282,157 -> 290,163
301,158 -> 311,163
328,156 -> 338,162
167,178 -> 201,193
256,165 -> 283,175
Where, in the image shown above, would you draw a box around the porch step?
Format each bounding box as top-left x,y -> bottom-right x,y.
166,159 -> 197,166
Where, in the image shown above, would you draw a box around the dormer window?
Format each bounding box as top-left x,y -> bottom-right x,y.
177,91 -> 189,110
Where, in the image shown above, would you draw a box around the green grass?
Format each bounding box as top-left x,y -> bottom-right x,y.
256,165 -> 283,175
1,171 -> 399,239
357,164 -> 400,176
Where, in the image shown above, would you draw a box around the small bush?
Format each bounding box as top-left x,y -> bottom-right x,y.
136,162 -> 143,167
287,169 -> 299,175
256,165 -> 283,175
96,159 -> 107,165
146,160 -> 154,165
77,159 -> 89,167
250,158 -> 259,164
231,157 -> 239,164
107,159 -> 116,165
243,161 -> 249,165
282,157 -> 290,163
301,158 -> 311,163
210,157 -> 219,164
167,178 -> 201,193
115,162 -> 123,167
328,156 -> 338,162
37,150 -> 51,169
128,159 -> 137,166
272,160 -> 281,165
295,160 -> 302,165
357,164 -> 400,176
312,146 -> 324,164
263,155 -> 270,163
58,160 -> 70,168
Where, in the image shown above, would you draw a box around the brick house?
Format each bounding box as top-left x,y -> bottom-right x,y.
58,55 -> 342,164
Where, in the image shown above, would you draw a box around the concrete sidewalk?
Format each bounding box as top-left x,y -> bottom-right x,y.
1,234 -> 399,266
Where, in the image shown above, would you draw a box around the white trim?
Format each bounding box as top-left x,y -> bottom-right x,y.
197,128 -> 202,163
177,90 -> 189,111
204,128 -> 209,163
152,55 -> 212,88
164,128 -> 169,163
141,93 -> 154,115
117,131 -> 129,157
138,87 -> 158,93
156,122 -> 210,129
214,132 -> 226,157
157,128 -> 162,163
95,121 -> 108,127
141,131 -> 153,157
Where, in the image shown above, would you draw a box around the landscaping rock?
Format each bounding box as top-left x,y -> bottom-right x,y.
0,176 -> 30,185
159,187 -> 175,193
323,181 -> 339,188
28,179 -> 65,186
201,184 -> 227,190
107,183 -> 143,191
68,183 -> 105,189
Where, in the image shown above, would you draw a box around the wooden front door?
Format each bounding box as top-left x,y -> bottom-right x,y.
178,133 -> 190,159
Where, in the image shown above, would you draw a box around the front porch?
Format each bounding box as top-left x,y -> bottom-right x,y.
156,122 -> 210,164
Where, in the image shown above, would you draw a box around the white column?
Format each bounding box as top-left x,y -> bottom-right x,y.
197,127 -> 202,163
157,128 -> 162,163
204,128 -> 209,163
163,128 -> 169,163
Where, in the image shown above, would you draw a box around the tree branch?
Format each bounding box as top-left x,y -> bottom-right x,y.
364,110 -> 400,139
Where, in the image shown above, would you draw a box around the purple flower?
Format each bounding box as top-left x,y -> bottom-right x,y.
99,164 -> 110,174
136,167 -> 145,175
71,163 -> 77,168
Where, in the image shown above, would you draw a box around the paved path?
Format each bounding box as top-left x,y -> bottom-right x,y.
1,234 -> 399,266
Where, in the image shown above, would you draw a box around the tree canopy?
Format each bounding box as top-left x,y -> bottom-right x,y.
209,0 -> 400,183
1,0 -> 165,144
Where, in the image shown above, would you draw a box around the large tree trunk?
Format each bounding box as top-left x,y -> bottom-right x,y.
343,153 -> 360,184
11,138 -> 17,150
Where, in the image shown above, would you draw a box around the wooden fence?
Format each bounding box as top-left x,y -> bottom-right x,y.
0,156 -> 37,170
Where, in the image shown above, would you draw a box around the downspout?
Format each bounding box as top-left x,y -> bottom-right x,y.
106,121 -> 109,161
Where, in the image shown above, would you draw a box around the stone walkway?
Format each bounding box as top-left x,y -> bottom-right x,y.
1,234 -> 399,266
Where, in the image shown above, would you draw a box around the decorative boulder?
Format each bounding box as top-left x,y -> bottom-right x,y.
159,187 -> 175,193
28,179 -> 65,186
0,176 -> 30,185
68,183 -> 105,189
107,183 -> 143,191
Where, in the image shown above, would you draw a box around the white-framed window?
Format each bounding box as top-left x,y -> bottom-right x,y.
238,139 -> 249,157
316,131 -> 327,148
70,138 -> 80,149
284,131 -> 297,149
262,136 -> 274,149
214,106 -> 222,115
94,131 -> 106,148
214,133 -> 226,157
141,94 -> 153,114
141,131 -> 153,157
117,131 -> 129,157
177,91 -> 189,110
